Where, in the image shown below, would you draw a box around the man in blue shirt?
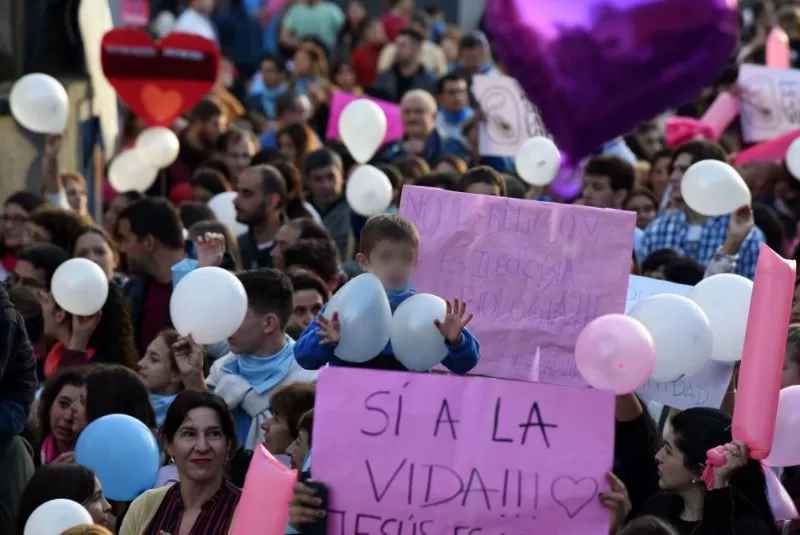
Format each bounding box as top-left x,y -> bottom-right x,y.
640,140 -> 764,279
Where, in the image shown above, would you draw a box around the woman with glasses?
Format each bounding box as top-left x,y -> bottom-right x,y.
0,192 -> 46,282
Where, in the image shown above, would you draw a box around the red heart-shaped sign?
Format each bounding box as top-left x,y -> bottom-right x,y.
101,29 -> 220,127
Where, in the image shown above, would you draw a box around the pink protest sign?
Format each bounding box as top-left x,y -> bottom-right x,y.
313,367 -> 615,535
326,91 -> 404,143
399,186 -> 635,384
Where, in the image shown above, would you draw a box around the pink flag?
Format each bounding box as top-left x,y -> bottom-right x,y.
231,445 -> 297,535
701,92 -> 740,138
326,91 -> 404,144
766,27 -> 791,69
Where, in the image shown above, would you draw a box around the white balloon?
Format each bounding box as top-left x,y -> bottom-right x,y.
170,267 -> 248,344
345,165 -> 393,216
108,149 -> 159,193
628,294 -> 713,381
135,126 -> 181,168
681,160 -> 751,217
515,137 -> 561,186
339,99 -> 387,164
51,258 -> 109,316
10,73 -> 69,134
390,294 -> 448,371
208,192 -> 248,237
787,137 -> 800,181
325,273 -> 392,363
689,274 -> 753,362
24,499 -> 93,535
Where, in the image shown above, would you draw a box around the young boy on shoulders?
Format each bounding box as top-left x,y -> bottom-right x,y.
294,214 -> 480,373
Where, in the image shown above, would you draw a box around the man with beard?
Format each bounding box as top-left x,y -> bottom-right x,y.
117,198 -> 186,354
234,165 -> 289,269
167,99 -> 226,190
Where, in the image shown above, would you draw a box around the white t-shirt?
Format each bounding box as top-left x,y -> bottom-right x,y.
173,8 -> 217,42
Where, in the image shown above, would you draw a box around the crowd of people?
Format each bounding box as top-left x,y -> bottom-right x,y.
2,0 -> 800,534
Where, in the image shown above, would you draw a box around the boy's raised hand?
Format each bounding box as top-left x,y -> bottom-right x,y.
316,312 -> 341,345
434,298 -> 474,345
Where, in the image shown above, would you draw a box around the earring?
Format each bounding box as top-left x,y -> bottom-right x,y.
691,477 -> 697,484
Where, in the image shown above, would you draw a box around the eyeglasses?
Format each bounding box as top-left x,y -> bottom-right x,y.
1,214 -> 30,225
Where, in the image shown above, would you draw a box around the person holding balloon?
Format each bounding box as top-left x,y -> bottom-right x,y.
41,282 -> 138,379
119,391 -> 241,535
295,213 -> 480,373
639,140 -> 765,279
609,395 -> 778,534
200,269 -> 317,449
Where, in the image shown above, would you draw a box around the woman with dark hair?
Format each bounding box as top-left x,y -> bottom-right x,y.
85,365 -> 156,429
119,391 -> 240,535
15,464 -> 112,533
28,206 -> 93,255
1,191 -> 47,281
73,226 -> 125,286
278,122 -> 321,171
35,369 -> 86,466
41,283 -> 139,378
611,395 -> 779,534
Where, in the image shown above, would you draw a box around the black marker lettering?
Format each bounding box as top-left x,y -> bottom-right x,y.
519,402 -> 558,448
434,398 -> 459,439
355,513 -> 382,535
419,520 -> 434,535
422,464 -> 464,508
492,398 -> 513,443
366,458 -> 407,502
462,468 -> 498,510
361,391 -> 392,437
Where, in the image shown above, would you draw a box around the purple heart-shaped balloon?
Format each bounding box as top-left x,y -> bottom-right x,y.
486,0 -> 739,163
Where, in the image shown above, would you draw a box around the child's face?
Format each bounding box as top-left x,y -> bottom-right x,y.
358,239 -> 418,291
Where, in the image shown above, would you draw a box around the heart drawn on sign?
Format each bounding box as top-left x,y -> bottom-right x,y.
101,28 -> 220,127
550,476 -> 598,519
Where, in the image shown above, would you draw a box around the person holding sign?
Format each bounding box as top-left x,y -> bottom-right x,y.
294,214 -> 480,373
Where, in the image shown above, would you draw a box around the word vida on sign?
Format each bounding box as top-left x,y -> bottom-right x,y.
312,368 -> 615,535
399,186 -> 635,385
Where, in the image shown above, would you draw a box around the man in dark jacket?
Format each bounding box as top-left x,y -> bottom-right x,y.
372,27 -> 437,103
0,283 -> 37,535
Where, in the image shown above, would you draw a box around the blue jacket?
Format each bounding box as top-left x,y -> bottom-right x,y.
294,287 -> 480,374
375,131 -> 474,167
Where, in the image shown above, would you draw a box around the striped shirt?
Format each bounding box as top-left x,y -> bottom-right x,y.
143,480 -> 241,535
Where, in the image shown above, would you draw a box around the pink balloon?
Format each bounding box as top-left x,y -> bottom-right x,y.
733,246 -> 797,460
764,387 -> 800,467
763,463 -> 799,520
766,27 -> 791,69
575,314 -> 656,394
232,445 -> 297,535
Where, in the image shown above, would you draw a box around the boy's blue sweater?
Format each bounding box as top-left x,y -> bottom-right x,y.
293,287 -> 480,374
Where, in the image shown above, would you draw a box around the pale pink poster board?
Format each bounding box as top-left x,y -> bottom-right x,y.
399,186 -> 636,385
313,368 -> 615,535
326,91 -> 404,143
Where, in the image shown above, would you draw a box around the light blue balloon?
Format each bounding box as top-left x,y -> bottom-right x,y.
75,414 -> 160,501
